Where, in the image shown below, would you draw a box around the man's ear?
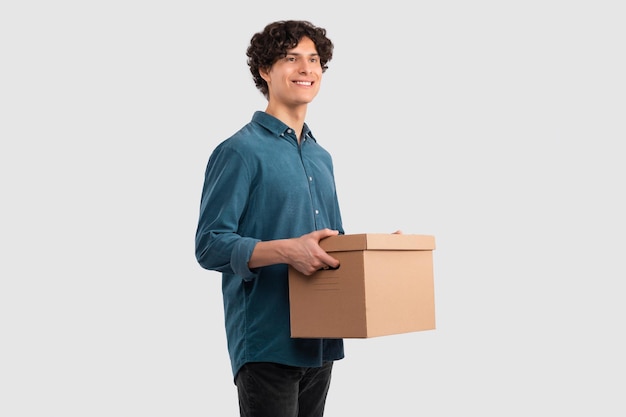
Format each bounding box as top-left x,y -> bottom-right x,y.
259,66 -> 270,82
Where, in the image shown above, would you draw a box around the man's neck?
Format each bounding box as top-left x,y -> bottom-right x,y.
264,104 -> 308,143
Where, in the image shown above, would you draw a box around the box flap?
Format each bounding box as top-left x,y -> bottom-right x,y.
319,233 -> 435,252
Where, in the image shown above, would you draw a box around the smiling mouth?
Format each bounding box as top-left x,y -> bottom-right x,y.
293,81 -> 313,86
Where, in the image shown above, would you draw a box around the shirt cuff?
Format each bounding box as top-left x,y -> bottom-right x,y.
231,237 -> 261,281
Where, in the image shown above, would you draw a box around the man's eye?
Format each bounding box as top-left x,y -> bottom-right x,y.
310,58 -> 318,63
286,56 -> 296,62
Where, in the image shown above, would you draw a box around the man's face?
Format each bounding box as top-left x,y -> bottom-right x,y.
261,36 -> 323,107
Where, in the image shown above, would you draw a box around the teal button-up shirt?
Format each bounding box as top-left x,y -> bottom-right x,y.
195,111 -> 345,379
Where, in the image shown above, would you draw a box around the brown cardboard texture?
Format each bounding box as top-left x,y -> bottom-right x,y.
288,233 -> 436,338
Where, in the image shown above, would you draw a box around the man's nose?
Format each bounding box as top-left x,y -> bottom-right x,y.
299,61 -> 313,74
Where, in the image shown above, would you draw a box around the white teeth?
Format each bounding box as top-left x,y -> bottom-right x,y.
295,81 -> 312,86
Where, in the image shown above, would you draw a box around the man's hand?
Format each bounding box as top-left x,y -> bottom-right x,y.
288,229 -> 341,276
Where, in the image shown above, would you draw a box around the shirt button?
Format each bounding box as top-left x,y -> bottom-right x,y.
287,129 -> 292,134
308,176 -> 313,182
315,210 -> 319,215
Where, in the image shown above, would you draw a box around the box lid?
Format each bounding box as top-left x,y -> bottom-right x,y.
319,233 -> 435,252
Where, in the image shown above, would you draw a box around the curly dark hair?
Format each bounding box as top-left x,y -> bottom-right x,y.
246,20 -> 334,99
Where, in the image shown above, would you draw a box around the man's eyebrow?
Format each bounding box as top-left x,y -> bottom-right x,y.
285,52 -> 320,57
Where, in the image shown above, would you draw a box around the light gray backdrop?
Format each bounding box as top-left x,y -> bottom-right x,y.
1,1 -> 624,416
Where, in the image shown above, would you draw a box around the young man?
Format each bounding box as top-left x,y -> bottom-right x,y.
195,20 -> 344,417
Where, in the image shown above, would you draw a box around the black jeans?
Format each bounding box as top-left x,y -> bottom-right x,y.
235,361 -> 334,417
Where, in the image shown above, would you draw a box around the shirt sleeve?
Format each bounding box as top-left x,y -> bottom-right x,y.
195,144 -> 260,281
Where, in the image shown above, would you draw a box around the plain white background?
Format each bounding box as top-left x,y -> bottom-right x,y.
1,1 -> 624,416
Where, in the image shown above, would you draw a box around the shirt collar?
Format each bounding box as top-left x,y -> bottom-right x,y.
251,111 -> 317,143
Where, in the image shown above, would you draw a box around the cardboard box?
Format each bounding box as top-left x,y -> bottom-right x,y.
288,233 -> 436,338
